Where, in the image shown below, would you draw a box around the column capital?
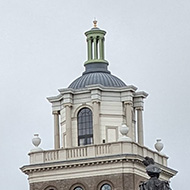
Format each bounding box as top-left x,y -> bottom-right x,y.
92,100 -> 101,104
64,103 -> 72,108
87,37 -> 92,41
136,106 -> 144,111
52,110 -> 60,115
124,101 -> 133,106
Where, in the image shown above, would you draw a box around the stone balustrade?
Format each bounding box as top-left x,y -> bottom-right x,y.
29,141 -> 168,166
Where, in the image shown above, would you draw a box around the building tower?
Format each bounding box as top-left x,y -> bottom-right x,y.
21,21 -> 177,190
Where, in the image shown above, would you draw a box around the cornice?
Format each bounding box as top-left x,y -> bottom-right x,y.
58,88 -> 75,95
21,155 -> 143,175
20,154 -> 177,178
134,91 -> 149,98
58,88 -> 90,94
47,85 -> 140,104
58,85 -> 138,95
47,94 -> 62,103
86,84 -> 138,92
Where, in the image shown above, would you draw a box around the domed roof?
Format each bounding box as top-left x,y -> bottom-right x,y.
68,72 -> 126,89
68,62 -> 126,89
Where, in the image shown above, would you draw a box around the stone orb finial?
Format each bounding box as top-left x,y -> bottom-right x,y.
120,123 -> 129,136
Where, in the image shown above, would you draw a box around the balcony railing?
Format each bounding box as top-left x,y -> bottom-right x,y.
29,141 -> 168,166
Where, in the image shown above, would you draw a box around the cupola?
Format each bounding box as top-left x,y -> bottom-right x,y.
68,20 -> 126,89
84,20 -> 108,65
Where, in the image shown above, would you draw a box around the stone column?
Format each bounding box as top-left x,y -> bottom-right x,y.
87,38 -> 92,60
93,101 -> 100,144
65,104 -> 72,147
53,111 -> 60,149
102,37 -> 105,59
93,37 -> 98,59
99,37 -> 103,59
136,107 -> 144,145
124,101 -> 134,141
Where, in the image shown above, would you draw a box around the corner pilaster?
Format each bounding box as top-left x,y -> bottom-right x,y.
64,103 -> 73,147
124,101 -> 134,141
92,100 -> 100,144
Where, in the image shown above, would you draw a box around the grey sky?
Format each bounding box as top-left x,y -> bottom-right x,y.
0,0 -> 189,189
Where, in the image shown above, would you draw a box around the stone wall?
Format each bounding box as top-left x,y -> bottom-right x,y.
30,173 -> 145,190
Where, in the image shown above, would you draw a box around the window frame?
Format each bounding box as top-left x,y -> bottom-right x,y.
97,181 -> 113,190
100,183 -> 112,190
70,183 -> 86,190
73,187 -> 83,190
77,107 -> 93,146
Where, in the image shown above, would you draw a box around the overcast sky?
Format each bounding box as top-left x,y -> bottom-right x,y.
0,0 -> 189,189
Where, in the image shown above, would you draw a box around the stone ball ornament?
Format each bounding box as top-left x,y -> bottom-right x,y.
120,123 -> 129,135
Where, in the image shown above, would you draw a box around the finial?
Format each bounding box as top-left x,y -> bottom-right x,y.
93,19 -> 97,28
30,134 -> 43,152
154,139 -> 164,152
32,134 -> 41,147
118,123 -> 131,142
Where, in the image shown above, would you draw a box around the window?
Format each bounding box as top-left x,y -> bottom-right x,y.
74,187 -> 83,190
77,108 -> 93,146
101,184 -> 112,190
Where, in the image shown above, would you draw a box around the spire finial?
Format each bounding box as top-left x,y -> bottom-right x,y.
93,19 -> 97,28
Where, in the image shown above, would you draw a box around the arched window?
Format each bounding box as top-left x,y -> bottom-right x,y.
77,108 -> 93,146
100,184 -> 112,190
71,183 -> 85,190
74,187 -> 83,190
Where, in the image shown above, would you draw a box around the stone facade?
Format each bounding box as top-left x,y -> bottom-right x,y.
48,85 -> 148,149
30,173 -> 145,190
22,146 -> 176,189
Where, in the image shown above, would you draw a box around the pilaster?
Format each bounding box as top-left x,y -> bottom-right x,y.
65,103 -> 73,147
92,100 -> 100,144
124,101 -> 134,141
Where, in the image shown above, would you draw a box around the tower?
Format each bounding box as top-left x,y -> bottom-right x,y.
21,21 -> 177,190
